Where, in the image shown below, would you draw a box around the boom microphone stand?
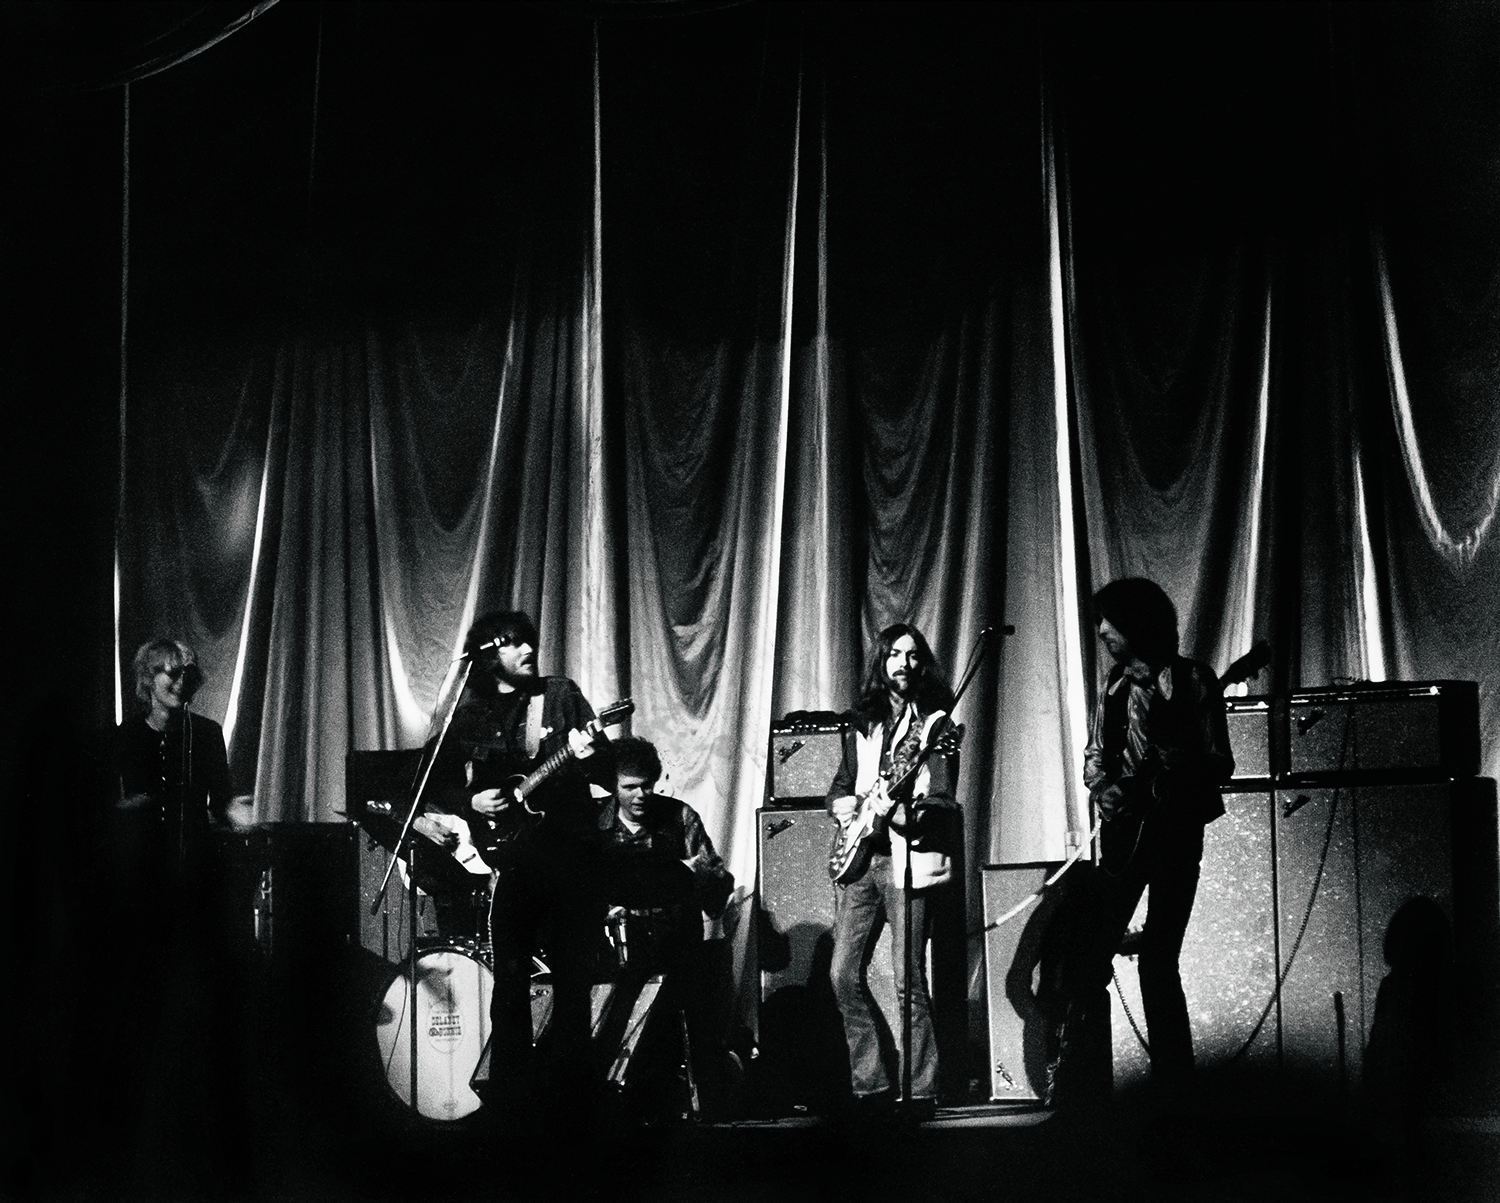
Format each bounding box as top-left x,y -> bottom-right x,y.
897,623 -> 1008,1116
371,646 -> 482,1114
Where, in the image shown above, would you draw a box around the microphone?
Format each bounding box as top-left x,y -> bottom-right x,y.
461,636 -> 504,660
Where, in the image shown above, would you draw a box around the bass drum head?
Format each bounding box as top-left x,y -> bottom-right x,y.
374,945 -> 493,1121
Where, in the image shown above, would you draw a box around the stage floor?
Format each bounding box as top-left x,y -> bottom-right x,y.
296,1096 -> 1498,1203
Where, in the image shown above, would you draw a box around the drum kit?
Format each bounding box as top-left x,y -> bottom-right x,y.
353,794 -> 569,1123
354,797 -> 682,1124
346,700 -> 693,1123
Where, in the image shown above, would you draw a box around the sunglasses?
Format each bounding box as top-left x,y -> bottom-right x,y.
155,665 -> 187,681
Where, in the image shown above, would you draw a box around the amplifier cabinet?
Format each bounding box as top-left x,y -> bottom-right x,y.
1287,680 -> 1478,780
1225,696 -> 1273,781
768,721 -> 846,802
1110,792 -> 1280,1089
1274,780 -> 1459,1093
981,864 -> 1063,1102
213,821 -> 360,966
756,804 -> 962,1109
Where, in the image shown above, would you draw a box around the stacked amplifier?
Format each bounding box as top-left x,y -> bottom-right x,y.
1115,679 -> 1494,1096
1225,680 -> 1481,786
983,680 -> 1496,1102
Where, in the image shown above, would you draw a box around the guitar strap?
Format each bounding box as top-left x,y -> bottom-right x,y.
524,690 -> 547,760
1101,667 -> 1130,777
883,705 -> 924,796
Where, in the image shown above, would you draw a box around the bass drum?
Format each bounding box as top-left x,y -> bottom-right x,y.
374,948 -> 552,1121
374,944 -> 493,1121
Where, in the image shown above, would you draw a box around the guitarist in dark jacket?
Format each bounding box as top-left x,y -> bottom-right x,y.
437,609 -> 614,1119
1076,578 -> 1234,1086
825,623 -> 958,1118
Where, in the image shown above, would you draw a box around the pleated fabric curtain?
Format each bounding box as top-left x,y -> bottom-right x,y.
114,3 -> 1500,1025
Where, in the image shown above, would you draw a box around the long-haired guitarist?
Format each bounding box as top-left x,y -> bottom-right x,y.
825,622 -> 959,1118
1074,578 -> 1235,1090
435,609 -> 616,1122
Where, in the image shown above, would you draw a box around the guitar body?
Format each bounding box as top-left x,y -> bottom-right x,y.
469,773 -> 537,861
826,724 -> 966,885
828,802 -> 886,885
467,698 -> 635,870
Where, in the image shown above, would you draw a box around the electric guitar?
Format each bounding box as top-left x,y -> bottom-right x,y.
827,723 -> 966,885
469,698 -> 634,865
1097,640 -> 1270,874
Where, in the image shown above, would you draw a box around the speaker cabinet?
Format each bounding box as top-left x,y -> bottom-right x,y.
1273,780 -> 1465,1093
1287,682 -> 1479,779
981,864 -> 1061,1101
768,723 -> 846,801
214,822 -> 360,967
1109,791 -> 1280,1088
1225,697 -> 1273,781
756,805 -> 958,1108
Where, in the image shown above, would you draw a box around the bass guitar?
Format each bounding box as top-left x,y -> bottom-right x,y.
470,698 -> 634,865
1097,640 -> 1270,874
827,723 -> 966,885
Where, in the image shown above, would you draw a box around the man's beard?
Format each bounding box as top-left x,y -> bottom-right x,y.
496,665 -> 540,692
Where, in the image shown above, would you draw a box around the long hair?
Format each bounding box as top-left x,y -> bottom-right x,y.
131,637 -> 204,711
853,622 -> 954,729
1092,578 -> 1179,667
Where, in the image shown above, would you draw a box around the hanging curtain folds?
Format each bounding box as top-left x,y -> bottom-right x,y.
111,3 -> 1500,1006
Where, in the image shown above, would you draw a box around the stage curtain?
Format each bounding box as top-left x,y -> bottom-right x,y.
1054,7 -> 1283,699
118,6 -> 601,817
598,8 -> 804,955
107,1 -> 1500,1026
1343,4 -> 1500,779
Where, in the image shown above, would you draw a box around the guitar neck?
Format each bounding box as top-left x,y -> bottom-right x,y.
517,720 -> 598,800
885,726 -> 960,795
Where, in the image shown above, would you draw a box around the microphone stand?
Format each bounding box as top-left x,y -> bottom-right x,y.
898,624 -> 1009,1115
372,650 -> 478,1115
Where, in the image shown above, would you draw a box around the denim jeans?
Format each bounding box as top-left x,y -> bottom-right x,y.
829,851 -> 938,1099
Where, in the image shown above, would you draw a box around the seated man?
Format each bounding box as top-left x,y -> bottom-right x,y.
598,736 -> 734,1117
600,736 -> 733,975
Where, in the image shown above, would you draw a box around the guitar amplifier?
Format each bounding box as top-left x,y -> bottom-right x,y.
768,719 -> 846,802
1225,696 -> 1274,782
1287,680 -> 1479,780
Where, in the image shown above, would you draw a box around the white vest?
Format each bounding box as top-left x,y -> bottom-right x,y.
853,708 -> 952,890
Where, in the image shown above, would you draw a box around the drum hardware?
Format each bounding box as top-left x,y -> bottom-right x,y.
252,866 -> 273,956
361,645 -> 487,1122
606,906 -> 630,967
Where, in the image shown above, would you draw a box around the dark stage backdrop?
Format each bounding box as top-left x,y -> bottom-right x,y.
6,0 -> 1500,1065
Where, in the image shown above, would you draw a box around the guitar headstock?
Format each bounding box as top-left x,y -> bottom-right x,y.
595,698 -> 635,729
932,723 -> 966,756
1222,640 -> 1271,689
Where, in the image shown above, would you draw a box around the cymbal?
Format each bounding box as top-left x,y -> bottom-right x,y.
353,800 -> 480,897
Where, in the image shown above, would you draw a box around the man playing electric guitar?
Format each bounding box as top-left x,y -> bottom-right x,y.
435,609 -> 616,1123
826,623 -> 959,1120
1075,578 -> 1235,1089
